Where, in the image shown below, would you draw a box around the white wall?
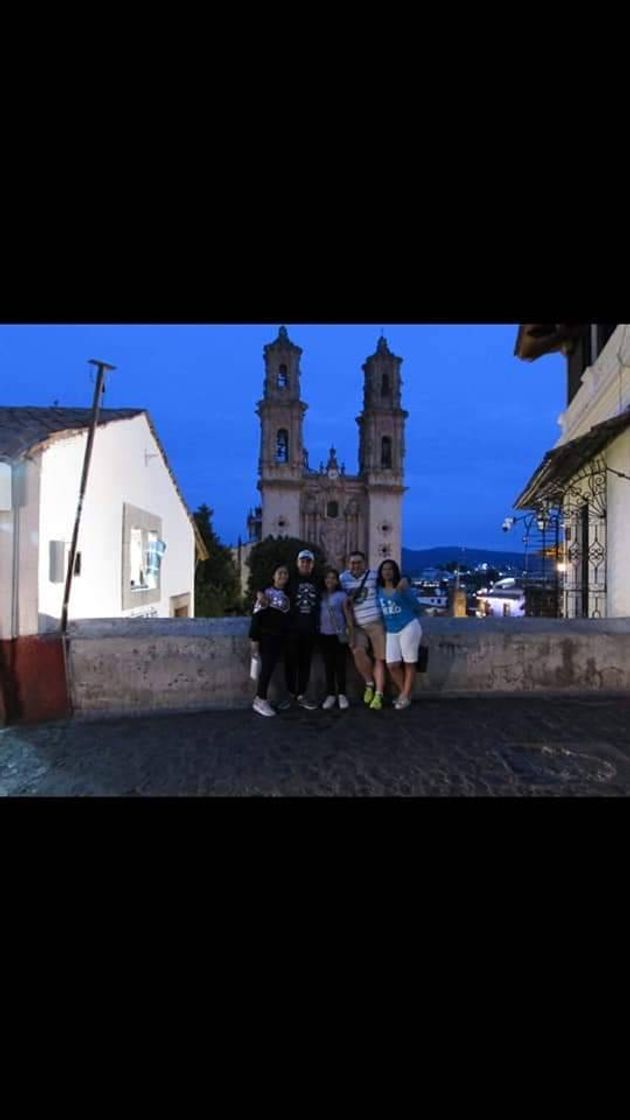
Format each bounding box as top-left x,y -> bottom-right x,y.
605,430 -> 630,617
37,414 -> 195,627
558,325 -> 630,444
554,328 -> 630,620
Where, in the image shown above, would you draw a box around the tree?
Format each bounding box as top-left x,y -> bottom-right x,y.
246,535 -> 326,605
193,504 -> 242,617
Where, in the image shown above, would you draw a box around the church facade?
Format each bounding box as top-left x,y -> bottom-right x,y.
240,326 -> 408,574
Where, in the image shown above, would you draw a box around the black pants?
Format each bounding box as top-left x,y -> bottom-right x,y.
285,632 -> 317,697
257,634 -> 286,700
319,633 -> 347,695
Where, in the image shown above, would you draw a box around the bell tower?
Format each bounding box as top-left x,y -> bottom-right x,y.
357,335 -> 407,568
257,326 -> 307,540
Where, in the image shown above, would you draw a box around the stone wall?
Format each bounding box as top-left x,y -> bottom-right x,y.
65,616 -> 630,720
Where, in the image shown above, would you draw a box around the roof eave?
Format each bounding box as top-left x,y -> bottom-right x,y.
514,323 -> 585,361
514,407 -> 630,510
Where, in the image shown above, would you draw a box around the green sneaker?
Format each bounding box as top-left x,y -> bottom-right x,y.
363,684 -> 375,705
369,692 -> 383,711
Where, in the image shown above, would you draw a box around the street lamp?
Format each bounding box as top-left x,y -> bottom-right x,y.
501,506 -> 562,617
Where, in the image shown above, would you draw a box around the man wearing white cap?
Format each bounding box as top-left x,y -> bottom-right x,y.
282,549 -> 320,709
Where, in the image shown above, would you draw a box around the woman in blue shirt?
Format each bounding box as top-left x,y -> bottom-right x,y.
376,560 -> 423,710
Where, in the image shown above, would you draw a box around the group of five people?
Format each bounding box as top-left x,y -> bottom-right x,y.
249,548 -> 423,717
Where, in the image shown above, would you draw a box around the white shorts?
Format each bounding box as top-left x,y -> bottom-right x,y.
386,619 -> 422,665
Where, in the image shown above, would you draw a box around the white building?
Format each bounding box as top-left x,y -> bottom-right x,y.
0,406 -> 208,639
513,324 -> 630,618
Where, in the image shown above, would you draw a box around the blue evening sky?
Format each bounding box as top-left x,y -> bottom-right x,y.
0,324 -> 565,552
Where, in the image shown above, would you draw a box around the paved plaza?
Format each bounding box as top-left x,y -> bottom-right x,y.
2,693 -> 630,796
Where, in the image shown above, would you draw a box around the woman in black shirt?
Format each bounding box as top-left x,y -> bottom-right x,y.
250,565 -> 292,717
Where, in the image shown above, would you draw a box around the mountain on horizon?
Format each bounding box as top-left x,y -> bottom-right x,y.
401,545 -> 540,574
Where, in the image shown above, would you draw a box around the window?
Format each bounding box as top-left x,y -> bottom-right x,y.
277,364 -> 288,388
122,503 -> 164,610
276,428 -> 289,463
568,334 -> 589,403
48,542 -> 82,582
596,324 -> 617,354
49,540 -> 65,583
327,501 -> 339,518
0,461 -> 11,510
381,373 -> 390,396
381,436 -> 392,468
129,528 -> 165,591
567,325 -> 618,404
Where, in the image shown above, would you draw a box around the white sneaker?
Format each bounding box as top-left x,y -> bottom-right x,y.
253,697 -> 276,717
394,696 -> 411,710
338,694 -> 350,710
322,695 -> 337,710
297,695 -> 318,711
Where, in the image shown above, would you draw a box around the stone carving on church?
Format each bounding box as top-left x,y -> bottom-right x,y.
319,519 -> 347,569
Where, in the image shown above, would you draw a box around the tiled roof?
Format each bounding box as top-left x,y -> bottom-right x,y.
515,408 -> 630,509
0,406 -> 209,562
0,406 -> 143,461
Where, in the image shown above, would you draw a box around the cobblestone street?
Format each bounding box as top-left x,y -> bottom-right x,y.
2,693 -> 630,796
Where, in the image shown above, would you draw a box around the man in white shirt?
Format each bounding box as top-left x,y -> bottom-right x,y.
339,550 -> 386,711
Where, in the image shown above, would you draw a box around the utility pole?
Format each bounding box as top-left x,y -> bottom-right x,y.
60,359 -> 116,635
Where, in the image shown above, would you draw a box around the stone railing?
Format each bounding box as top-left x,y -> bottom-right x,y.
63,616 -> 630,719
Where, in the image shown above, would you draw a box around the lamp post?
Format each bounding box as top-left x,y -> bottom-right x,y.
536,509 -> 547,586
60,359 -> 116,635
502,507 -> 561,617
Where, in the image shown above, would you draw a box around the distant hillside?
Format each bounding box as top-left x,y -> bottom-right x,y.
402,545 -> 541,574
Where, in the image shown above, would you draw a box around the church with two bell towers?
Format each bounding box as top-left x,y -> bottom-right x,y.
242,325 -> 408,574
